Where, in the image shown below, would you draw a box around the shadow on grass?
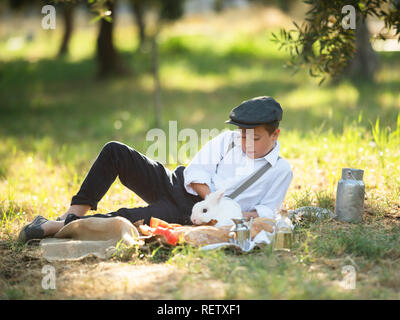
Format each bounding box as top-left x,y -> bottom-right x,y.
0,46 -> 399,157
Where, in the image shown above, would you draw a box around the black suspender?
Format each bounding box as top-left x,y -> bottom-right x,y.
215,135 -> 281,199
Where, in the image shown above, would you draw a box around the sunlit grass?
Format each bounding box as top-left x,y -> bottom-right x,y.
1,7 -> 400,299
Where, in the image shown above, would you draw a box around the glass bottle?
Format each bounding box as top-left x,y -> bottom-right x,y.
273,212 -> 293,252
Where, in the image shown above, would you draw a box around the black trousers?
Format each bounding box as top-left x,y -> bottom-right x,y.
65,141 -> 202,226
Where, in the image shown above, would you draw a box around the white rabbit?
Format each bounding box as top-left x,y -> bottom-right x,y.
190,189 -> 243,227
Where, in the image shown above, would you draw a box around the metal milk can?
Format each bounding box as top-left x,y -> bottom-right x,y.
229,217 -> 253,250
335,168 -> 365,223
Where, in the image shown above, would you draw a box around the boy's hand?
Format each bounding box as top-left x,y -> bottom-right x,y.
190,183 -> 211,199
242,211 -> 259,219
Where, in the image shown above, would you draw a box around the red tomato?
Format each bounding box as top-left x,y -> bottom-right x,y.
153,227 -> 180,245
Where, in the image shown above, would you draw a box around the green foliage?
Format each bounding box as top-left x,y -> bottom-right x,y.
272,0 -> 400,83
3,288 -> 26,299
87,0 -> 114,22
292,189 -> 314,208
161,36 -> 192,55
315,190 -> 335,210
111,240 -> 141,262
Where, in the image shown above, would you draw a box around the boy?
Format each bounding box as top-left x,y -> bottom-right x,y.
18,96 -> 292,243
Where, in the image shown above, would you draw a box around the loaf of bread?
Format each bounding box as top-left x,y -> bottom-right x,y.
139,217 -> 275,246
182,225 -> 231,246
182,217 -> 274,246
250,217 -> 274,239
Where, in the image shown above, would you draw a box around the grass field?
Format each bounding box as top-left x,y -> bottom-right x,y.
0,7 -> 400,299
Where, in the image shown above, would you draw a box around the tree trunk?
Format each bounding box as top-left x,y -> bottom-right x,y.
96,0 -> 125,77
214,0 -> 224,12
344,15 -> 379,81
57,3 -> 74,57
130,0 -> 146,49
151,35 -> 162,127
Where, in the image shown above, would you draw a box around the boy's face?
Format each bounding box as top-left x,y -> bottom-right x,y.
239,125 -> 280,159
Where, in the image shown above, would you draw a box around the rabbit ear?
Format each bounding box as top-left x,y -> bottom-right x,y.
208,189 -> 225,205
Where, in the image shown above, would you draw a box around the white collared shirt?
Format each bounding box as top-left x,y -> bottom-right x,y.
183,130 -> 293,219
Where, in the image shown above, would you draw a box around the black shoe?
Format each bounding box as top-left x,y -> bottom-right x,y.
18,215 -> 48,244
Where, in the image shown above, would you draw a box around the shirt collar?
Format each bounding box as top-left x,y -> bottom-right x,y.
262,140 -> 280,166
233,130 -> 280,166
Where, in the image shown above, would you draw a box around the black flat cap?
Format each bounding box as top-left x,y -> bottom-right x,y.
225,96 -> 283,128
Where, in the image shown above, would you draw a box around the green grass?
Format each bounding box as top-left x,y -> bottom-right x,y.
0,11 -> 400,299
313,223 -> 400,260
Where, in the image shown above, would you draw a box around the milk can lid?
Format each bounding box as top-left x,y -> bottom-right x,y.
341,168 -> 364,180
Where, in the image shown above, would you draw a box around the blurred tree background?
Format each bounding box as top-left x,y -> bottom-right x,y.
1,0 -> 400,300
0,0 -> 398,200
1,0 -> 398,146
0,0 -> 398,154
273,0 -> 400,83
